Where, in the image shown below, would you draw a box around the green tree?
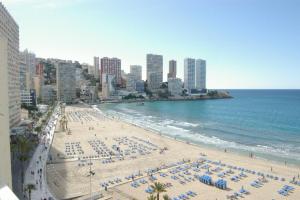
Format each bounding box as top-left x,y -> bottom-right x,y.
163,194 -> 171,200
16,136 -> 33,185
150,182 -> 166,200
34,126 -> 42,133
25,183 -> 36,200
10,142 -> 18,161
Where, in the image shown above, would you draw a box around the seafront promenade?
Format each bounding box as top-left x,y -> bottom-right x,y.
43,105 -> 300,200
24,106 -> 60,200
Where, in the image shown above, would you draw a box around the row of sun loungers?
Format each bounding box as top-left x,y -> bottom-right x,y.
100,178 -> 122,188
64,142 -> 84,156
171,191 -> 197,200
278,185 -> 294,196
124,157 -> 298,199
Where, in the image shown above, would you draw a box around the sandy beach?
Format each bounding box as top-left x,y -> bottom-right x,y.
46,104 -> 300,200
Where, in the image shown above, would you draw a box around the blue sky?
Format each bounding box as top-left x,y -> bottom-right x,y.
3,0 -> 300,89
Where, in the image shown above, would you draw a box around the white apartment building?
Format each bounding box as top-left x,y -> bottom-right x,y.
184,58 -> 207,93
196,59 -> 206,90
0,3 -> 15,188
184,58 -> 196,92
146,54 -> 163,91
168,78 -> 183,96
20,49 -> 36,89
56,62 -> 76,103
20,90 -> 33,106
102,73 -> 116,99
0,3 -> 21,128
130,65 -> 142,81
19,53 -> 30,91
126,73 -> 136,91
93,56 -> 100,80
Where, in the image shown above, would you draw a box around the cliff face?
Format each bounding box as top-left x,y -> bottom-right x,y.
207,90 -> 232,99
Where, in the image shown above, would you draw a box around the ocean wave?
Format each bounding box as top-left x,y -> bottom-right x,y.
97,106 -> 300,163
166,125 -> 190,132
177,122 -> 199,127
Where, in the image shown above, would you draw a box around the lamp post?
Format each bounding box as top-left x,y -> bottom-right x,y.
87,158 -> 95,200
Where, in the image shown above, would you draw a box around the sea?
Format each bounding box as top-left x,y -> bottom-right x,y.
98,90 -> 300,165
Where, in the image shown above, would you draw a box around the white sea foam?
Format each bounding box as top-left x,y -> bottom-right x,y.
178,122 -> 199,127
166,125 -> 190,132
98,106 -> 300,163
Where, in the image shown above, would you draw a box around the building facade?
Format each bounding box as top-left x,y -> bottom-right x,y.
130,65 -> 142,81
184,58 -> 207,93
195,59 -> 206,90
19,53 -> 30,91
184,58 -> 196,92
135,80 -> 145,93
20,49 -> 36,89
0,3 -> 21,128
20,90 -> 33,106
146,54 -> 163,91
100,57 -> 121,86
0,3 -> 15,188
126,73 -> 136,91
101,73 -> 116,99
168,60 -> 177,78
93,56 -> 100,80
56,63 -> 76,103
41,85 -> 56,104
168,78 -> 182,96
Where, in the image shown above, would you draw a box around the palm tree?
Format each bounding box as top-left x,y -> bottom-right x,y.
10,141 -> 18,161
25,183 -> 36,200
150,182 -> 166,200
16,136 -> 33,185
147,194 -> 157,200
163,194 -> 171,200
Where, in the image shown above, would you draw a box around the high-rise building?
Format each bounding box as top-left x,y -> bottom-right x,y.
126,73 -> 136,91
93,56 -> 100,80
0,3 -> 20,128
184,58 -> 196,92
56,62 -> 76,103
100,57 -> 121,86
168,60 -> 177,79
195,59 -> 206,90
130,65 -> 142,81
101,73 -> 116,99
33,75 -> 42,99
0,2 -> 17,188
19,53 -> 30,91
184,58 -> 207,93
146,54 -> 163,91
20,49 -> 36,88
41,85 -> 56,104
36,63 -> 44,77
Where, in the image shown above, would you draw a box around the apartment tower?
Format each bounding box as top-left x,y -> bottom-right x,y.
130,65 -> 142,81
100,57 -> 121,86
93,56 -> 100,80
56,62 -> 76,103
168,60 -> 177,78
0,2 -> 19,188
146,54 -> 163,91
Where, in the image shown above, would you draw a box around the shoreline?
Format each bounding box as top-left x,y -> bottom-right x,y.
94,105 -> 300,170
47,105 -> 300,200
